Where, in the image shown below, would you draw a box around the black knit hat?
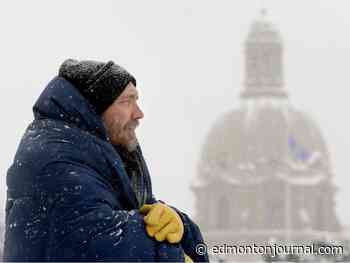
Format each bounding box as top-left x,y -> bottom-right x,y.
58,58 -> 137,114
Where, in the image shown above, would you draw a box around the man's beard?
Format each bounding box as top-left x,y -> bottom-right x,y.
124,121 -> 139,152
111,119 -> 139,151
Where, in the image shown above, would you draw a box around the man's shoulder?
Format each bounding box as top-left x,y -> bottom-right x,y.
14,118 -> 109,173
25,118 -> 103,152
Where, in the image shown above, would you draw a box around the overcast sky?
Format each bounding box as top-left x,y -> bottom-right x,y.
1,0 -> 350,229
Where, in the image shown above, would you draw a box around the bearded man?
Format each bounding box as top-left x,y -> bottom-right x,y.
3,59 -> 209,262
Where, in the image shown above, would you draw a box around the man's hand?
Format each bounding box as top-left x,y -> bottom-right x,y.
139,203 -> 184,244
184,253 -> 193,263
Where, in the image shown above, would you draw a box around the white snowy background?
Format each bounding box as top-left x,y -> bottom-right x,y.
0,0 -> 350,230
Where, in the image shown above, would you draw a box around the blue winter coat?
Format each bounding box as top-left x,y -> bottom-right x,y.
3,76 -> 209,262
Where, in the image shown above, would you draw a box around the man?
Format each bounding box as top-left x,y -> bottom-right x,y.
3,59 -> 209,262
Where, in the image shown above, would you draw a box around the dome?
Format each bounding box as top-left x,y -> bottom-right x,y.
193,9 -> 342,244
198,100 -> 332,185
197,10 -> 332,187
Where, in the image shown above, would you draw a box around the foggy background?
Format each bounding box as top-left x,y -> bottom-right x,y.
1,0 -> 349,230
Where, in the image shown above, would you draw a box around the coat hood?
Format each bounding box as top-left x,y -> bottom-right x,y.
33,76 -> 109,141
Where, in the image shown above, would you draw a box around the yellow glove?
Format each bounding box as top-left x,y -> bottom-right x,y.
139,202 -> 184,243
184,253 -> 193,263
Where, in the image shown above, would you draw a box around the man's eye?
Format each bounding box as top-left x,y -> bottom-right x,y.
118,98 -> 135,106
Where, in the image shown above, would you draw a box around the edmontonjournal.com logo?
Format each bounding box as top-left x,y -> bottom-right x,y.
195,242 -> 344,257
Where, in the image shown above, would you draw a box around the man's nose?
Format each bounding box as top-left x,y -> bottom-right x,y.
133,103 -> 144,120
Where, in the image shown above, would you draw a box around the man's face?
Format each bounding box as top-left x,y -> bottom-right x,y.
101,82 -> 144,151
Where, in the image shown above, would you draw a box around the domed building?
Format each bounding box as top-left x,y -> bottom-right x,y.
193,10 -> 342,253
